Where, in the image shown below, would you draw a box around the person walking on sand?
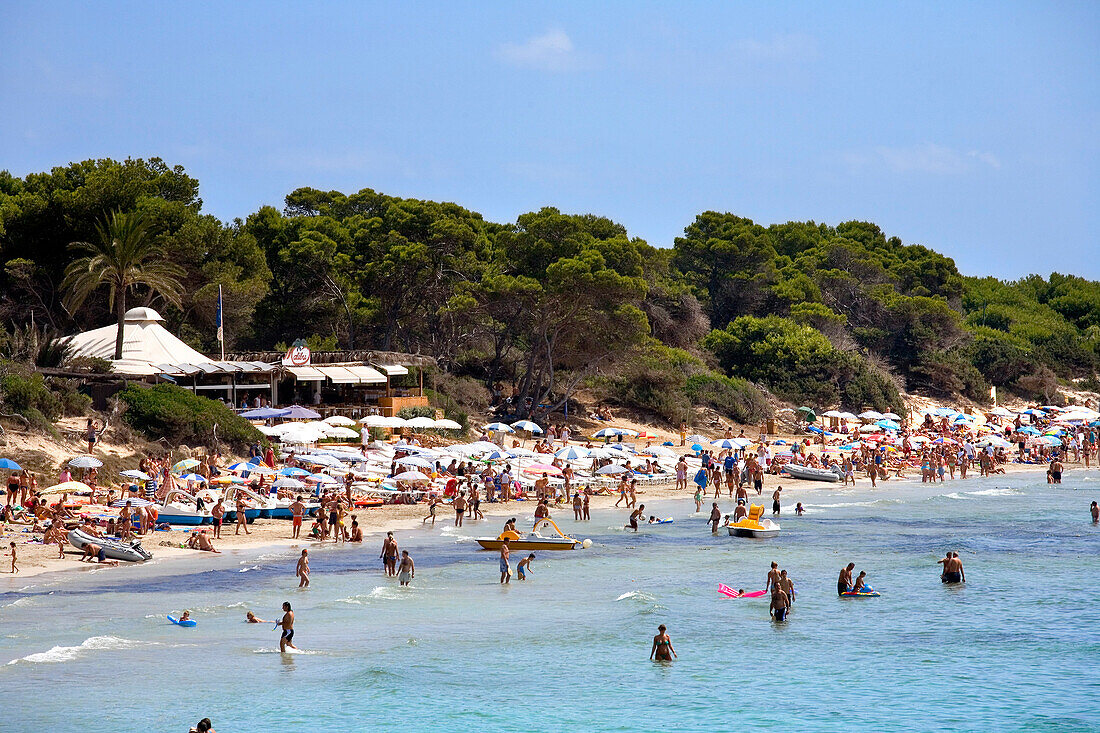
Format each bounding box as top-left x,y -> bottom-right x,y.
499,538 -> 511,584
278,602 -> 296,652
709,502 -> 722,533
235,496 -> 250,535
289,496 -> 305,539
380,532 -> 399,577
397,550 -> 415,586
772,485 -> 783,515
650,624 -> 677,661
7,542 -> 17,574
211,498 -> 225,539
296,549 -> 310,588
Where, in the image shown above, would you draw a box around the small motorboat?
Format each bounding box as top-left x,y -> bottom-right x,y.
726,505 -> 780,538
67,528 -> 153,562
475,518 -> 580,551
782,463 -> 843,483
158,489 -> 212,526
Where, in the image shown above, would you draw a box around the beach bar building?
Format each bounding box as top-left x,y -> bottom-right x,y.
62,307 -> 433,416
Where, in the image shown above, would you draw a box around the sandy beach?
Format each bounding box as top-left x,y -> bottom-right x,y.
1,458 -> 1056,581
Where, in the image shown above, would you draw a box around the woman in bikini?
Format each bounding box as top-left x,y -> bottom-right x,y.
650,624 -> 677,662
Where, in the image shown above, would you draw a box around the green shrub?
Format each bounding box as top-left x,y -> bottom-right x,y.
684,373 -> 770,424
119,383 -> 264,451
397,406 -> 435,419
0,367 -> 62,421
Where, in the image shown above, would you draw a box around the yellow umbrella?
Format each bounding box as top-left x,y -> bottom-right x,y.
40,480 -> 92,494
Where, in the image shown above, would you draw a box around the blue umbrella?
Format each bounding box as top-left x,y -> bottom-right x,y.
484,422 -> 515,433
932,407 -> 958,417
510,420 -> 543,433
661,441 -> 674,446
0,458 -> 21,470
1021,409 -> 1046,417
710,439 -> 739,449
277,467 -> 310,477
554,446 -> 588,460
179,473 -> 207,483
1016,426 -> 1040,435
240,407 -> 290,419
690,443 -> 703,452
876,419 -> 901,431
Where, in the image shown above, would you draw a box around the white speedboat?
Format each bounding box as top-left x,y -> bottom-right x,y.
67,528 -> 153,562
158,488 -> 212,525
782,463 -> 843,482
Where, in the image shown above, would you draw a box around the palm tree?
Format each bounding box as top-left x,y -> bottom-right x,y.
62,210 -> 185,360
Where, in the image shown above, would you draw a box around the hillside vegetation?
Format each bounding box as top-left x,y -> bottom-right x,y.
2,158 -> 1098,431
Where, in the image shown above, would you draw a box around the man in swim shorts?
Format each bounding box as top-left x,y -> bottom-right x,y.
380,532 -> 398,576
289,496 -> 305,539
938,551 -> 965,583
772,485 -> 782,515
770,586 -> 790,621
517,553 -> 534,580
838,562 -> 855,596
397,550 -> 414,586
80,542 -> 119,565
629,504 -> 644,532
709,503 -> 722,533
278,602 -> 296,652
499,538 -> 511,584
1049,458 -> 1063,484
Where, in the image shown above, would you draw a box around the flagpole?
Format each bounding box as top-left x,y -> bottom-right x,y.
217,284 -> 225,361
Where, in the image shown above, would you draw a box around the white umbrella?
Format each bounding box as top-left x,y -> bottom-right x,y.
511,420 -> 543,433
393,470 -> 430,483
881,412 -> 902,421
325,426 -> 361,439
273,477 -> 305,489
709,439 -> 739,449
640,445 -> 675,458
508,447 -> 538,457
586,447 -> 617,459
455,441 -> 501,455
596,463 -> 629,474
69,455 -> 103,469
323,415 -> 356,427
120,469 -> 152,481
383,416 -> 408,428
685,434 -> 710,445
397,456 -> 433,468
858,410 -> 883,420
359,415 -> 390,427
406,416 -> 438,429
300,454 -> 345,469
821,410 -> 845,418
838,412 -> 858,420
484,422 -> 515,433
258,425 -> 282,436
433,418 -> 462,430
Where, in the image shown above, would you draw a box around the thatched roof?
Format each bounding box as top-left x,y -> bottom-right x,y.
224,349 -> 436,368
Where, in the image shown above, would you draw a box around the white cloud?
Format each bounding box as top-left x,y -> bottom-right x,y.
844,143 -> 1001,175
497,29 -> 583,71
730,33 -> 817,61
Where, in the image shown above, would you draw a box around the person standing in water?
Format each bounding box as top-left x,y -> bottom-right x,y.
770,585 -> 790,621
772,485 -> 783,515
709,503 -> 722,533
779,569 -> 795,606
278,601 -> 296,652
296,549 -> 310,588
1091,501 -> 1099,524
629,504 -> 645,532
380,532 -> 399,577
650,624 -> 677,661
938,551 -> 965,583
499,538 -> 511,584
765,561 -> 782,596
397,550 -> 414,586
517,553 -> 535,580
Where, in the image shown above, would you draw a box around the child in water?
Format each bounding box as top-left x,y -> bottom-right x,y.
795,502 -> 804,516
516,553 -> 535,580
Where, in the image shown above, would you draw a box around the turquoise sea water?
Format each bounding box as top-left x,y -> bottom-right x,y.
2,469 -> 1098,732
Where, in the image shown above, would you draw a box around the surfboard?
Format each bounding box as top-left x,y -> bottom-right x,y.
168,614 -> 197,627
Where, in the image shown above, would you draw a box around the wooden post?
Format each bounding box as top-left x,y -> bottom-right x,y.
418,367 -> 423,397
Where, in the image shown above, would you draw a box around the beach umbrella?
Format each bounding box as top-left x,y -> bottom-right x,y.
481,450 -> 514,462
323,415 -> 356,427
41,480 -> 92,494
393,470 -> 430,483
381,416 -> 408,428
211,475 -> 246,485
524,463 -> 562,476
257,425 -> 283,436
607,443 -> 634,455
709,439 -> 739,449
881,412 -> 902,421
325,426 -> 361,439
359,415 -> 390,427
300,454 -> 345,469
307,473 -> 340,485
975,436 -> 1011,448
821,410 -> 844,418
554,446 -> 589,460
120,469 -> 152,481
952,414 -> 973,424
640,445 -> 675,458
179,473 -> 207,483
931,437 -> 958,445
483,422 -> 515,433
433,418 -> 463,430
272,477 -> 305,489
987,406 -> 1013,417
1015,426 -> 1040,435
876,419 -> 902,431
397,456 -> 433,468
0,458 -> 21,471
596,463 -> 629,475
172,458 -> 200,472
240,407 -> 290,420
730,438 -> 755,448
69,455 -> 103,469
511,420 -> 543,434
455,441 -> 501,456
281,405 -> 322,420
1021,409 -> 1046,417
797,406 -> 817,422
838,412 -> 858,420
406,416 -> 438,429
685,434 -> 710,445
277,467 -> 311,477
931,407 -> 958,417
858,410 -> 883,420
1036,435 -> 1061,446
110,498 -> 154,508
690,443 -> 703,452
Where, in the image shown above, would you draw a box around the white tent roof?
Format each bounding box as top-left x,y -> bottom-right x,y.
65,308 -> 210,373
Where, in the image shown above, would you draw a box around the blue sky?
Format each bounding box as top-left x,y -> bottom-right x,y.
2,1 -> 1098,279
